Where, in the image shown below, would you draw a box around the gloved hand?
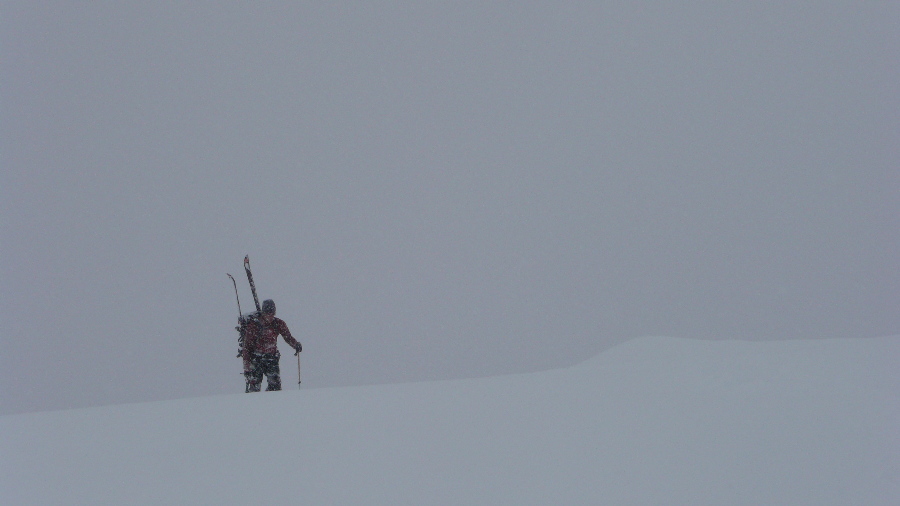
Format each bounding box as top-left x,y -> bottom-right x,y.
294,342 -> 302,355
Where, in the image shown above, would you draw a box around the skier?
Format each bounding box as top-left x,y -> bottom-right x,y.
242,299 -> 302,392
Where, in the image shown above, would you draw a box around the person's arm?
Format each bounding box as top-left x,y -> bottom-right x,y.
278,320 -> 302,353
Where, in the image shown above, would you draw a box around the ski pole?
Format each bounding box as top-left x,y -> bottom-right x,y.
296,349 -> 302,387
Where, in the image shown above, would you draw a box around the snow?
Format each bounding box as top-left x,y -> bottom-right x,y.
2,336 -> 898,505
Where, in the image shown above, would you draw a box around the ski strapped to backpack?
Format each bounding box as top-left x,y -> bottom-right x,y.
227,273 -> 245,357
244,255 -> 261,313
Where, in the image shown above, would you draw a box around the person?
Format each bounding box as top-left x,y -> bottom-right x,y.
241,299 -> 302,392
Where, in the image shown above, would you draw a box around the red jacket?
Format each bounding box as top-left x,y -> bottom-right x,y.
242,316 -> 300,359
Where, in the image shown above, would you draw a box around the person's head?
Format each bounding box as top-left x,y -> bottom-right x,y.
261,299 -> 276,321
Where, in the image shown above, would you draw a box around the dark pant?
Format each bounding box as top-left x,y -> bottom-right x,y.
245,352 -> 281,392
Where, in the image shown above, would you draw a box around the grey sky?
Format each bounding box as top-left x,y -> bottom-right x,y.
2,2 -> 897,415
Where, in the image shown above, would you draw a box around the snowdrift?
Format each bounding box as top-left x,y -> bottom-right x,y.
2,336 -> 898,505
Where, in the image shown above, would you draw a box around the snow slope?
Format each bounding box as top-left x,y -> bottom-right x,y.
2,336 -> 898,505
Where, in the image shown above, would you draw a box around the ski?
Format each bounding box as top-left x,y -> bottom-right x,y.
244,255 -> 261,313
227,273 -> 245,357
227,273 -> 242,317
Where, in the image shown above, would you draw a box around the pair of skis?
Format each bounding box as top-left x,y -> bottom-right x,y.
227,255 -> 258,359
228,255 -> 301,387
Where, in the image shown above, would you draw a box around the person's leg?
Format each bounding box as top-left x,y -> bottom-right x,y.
246,355 -> 264,392
263,354 -> 282,391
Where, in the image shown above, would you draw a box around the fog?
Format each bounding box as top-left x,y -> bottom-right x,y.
2,2 -> 897,414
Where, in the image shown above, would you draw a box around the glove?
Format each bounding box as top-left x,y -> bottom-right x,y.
294,343 -> 302,355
